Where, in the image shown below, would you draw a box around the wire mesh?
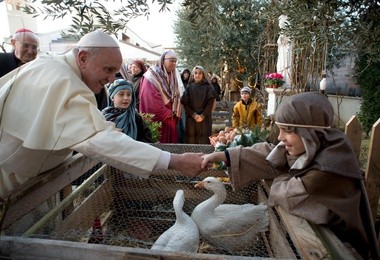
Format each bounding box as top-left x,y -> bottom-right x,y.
7,144 -> 300,258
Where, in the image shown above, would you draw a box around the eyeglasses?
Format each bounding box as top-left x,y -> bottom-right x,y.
15,40 -> 39,52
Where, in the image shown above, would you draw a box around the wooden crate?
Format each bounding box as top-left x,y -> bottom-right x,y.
0,144 -> 358,259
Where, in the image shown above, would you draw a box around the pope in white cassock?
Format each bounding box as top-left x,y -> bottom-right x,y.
0,30 -> 203,196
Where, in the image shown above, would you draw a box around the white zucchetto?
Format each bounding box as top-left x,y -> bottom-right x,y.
76,30 -> 119,48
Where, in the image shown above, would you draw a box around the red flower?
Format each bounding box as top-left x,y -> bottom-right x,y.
264,72 -> 285,86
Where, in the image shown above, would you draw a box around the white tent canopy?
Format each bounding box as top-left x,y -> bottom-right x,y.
117,41 -> 161,63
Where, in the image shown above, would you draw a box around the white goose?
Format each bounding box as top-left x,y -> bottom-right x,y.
191,177 -> 269,251
151,189 -> 199,253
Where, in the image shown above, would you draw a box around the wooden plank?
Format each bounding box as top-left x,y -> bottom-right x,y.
24,165 -> 109,236
276,206 -> 330,260
257,185 -> 296,258
53,179 -> 113,236
60,185 -> 74,219
312,226 -> 359,260
345,115 -> 363,159
261,180 -> 332,259
2,154 -> 100,229
0,236 -> 258,260
364,118 -> 380,222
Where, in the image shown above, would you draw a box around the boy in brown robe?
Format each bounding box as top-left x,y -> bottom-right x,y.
201,92 -> 379,259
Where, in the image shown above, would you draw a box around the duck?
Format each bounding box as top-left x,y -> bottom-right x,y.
151,189 -> 199,253
191,176 -> 269,251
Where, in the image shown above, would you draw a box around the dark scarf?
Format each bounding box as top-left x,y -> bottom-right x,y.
241,98 -> 252,110
103,107 -> 137,139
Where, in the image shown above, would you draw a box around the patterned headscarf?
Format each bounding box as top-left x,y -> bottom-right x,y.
143,50 -> 181,117
102,79 -> 138,139
266,92 -> 362,179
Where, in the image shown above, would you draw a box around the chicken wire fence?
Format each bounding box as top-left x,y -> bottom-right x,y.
5,144 -> 300,258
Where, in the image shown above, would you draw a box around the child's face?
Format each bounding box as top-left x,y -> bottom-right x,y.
193,69 -> 204,82
241,92 -> 251,102
277,126 -> 306,156
113,89 -> 132,109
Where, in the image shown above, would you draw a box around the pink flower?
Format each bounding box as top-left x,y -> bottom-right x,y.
264,72 -> 285,86
265,73 -> 283,80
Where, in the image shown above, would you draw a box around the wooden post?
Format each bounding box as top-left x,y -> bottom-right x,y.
364,118 -> 380,223
345,115 -> 362,159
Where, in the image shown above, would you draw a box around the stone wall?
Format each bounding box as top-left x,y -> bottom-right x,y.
265,89 -> 362,125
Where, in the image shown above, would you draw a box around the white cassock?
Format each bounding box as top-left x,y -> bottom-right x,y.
0,52 -> 169,196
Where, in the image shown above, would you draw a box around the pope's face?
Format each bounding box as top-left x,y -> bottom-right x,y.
78,48 -> 122,93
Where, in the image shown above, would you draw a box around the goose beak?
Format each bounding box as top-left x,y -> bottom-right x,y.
194,181 -> 205,188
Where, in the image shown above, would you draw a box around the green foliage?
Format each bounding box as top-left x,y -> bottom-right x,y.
356,54 -> 380,135
354,1 -> 380,134
215,125 -> 269,152
175,0 -> 267,78
22,0 -> 173,37
140,113 -> 162,143
213,125 -> 268,170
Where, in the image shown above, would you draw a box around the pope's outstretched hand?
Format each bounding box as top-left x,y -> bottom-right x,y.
169,153 -> 206,177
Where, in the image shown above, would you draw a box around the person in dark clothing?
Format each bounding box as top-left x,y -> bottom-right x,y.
210,75 -> 221,101
128,59 -> 147,111
181,66 -> 215,144
0,28 -> 39,78
180,68 -> 191,88
103,79 -> 152,142
95,87 -> 109,110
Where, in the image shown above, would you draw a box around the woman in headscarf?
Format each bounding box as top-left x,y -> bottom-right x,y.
181,65 -> 215,144
139,50 -> 181,143
128,59 -> 147,110
210,75 -> 221,101
103,79 -> 152,143
200,92 -> 378,259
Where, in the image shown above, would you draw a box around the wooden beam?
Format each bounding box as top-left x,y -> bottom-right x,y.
0,236 -> 241,260
53,179 -> 113,236
2,154 -> 100,229
345,115 -> 362,159
24,165 -> 108,236
364,118 -> 380,225
276,206 -> 329,259
257,185 -> 296,258
261,180 -> 331,259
